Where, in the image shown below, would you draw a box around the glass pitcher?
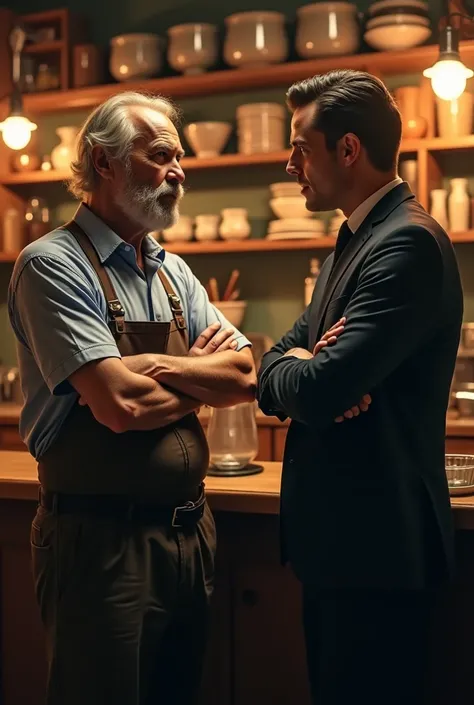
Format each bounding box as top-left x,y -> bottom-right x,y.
207,401 -> 258,474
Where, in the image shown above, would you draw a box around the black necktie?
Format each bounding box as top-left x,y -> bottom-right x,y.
333,220 -> 352,267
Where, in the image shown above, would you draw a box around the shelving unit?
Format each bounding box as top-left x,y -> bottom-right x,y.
1,40 -> 474,117
0,150 -> 292,184
0,42 -> 474,261
3,135 -> 474,186
1,229 -> 473,263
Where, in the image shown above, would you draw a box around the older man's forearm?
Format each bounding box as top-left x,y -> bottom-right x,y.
139,350 -> 257,407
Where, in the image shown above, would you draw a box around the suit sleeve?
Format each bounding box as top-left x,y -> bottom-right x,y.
258,226 -> 444,428
257,306 -> 310,419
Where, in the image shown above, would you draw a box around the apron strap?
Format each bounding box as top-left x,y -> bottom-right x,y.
65,220 -> 126,333
65,219 -> 187,334
157,269 -> 187,331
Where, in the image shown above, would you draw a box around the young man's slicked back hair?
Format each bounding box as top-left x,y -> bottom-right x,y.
287,70 -> 402,172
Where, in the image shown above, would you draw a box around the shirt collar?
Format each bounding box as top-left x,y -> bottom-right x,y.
73,203 -> 165,264
347,177 -> 403,234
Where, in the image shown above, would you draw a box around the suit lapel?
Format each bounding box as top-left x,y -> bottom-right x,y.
308,255 -> 333,349
314,182 -> 416,340
315,223 -> 373,340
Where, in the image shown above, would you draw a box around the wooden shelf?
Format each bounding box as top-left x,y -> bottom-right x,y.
24,39 -> 63,55
401,135 -> 474,153
3,40 -> 474,116
450,230 -> 474,243
0,169 -> 70,185
5,133 -> 474,186
165,237 -> 336,254
0,238 -> 335,262
0,151 -> 292,185
1,231 -> 473,262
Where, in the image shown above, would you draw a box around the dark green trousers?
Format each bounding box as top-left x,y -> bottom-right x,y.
31,501 -> 216,705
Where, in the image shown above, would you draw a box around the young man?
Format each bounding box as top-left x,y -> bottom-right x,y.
258,70 -> 463,705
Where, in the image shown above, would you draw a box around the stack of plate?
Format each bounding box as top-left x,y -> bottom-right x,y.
266,182 -> 326,239
267,217 -> 326,240
364,0 -> 432,51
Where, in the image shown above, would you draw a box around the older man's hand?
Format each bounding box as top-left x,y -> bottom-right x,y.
189,322 -> 238,357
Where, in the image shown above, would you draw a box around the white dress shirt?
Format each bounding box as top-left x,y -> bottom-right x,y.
347,177 -> 403,233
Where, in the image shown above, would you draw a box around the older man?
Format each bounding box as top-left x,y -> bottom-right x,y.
8,91 -> 256,705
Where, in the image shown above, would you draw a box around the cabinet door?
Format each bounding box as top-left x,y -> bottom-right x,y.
233,563 -> 311,705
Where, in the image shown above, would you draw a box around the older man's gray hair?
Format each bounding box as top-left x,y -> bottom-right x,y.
69,91 -> 180,200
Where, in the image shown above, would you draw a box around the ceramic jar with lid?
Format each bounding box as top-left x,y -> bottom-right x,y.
296,2 -> 360,58
167,23 -> 218,75
110,34 -> 162,81
224,12 -> 288,68
237,102 -> 286,155
195,214 -> 220,241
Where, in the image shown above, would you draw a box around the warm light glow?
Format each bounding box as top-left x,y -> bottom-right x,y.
0,115 -> 37,150
424,59 -> 474,101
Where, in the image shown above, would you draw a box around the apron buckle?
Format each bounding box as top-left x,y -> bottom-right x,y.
108,299 -> 125,317
169,294 -> 182,311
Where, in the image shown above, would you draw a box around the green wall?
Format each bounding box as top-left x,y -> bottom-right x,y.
0,0 -> 464,366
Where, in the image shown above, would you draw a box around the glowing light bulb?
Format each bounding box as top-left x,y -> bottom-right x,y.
0,115 -> 37,150
424,59 -> 474,101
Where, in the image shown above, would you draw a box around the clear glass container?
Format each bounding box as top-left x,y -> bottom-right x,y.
207,402 -> 259,475
445,454 -> 474,494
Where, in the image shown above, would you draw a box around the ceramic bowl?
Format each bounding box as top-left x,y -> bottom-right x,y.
184,122 -> 232,159
270,197 -> 311,219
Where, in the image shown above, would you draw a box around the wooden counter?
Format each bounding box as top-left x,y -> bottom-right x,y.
2,451 -> 474,528
0,451 -> 474,705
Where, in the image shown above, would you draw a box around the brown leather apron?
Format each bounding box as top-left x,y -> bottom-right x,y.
37,221 -> 209,503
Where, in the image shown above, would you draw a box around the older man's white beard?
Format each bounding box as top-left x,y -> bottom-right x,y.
114,179 -> 183,232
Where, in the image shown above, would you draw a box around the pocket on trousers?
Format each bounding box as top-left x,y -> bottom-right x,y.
197,503 -> 217,594
31,505 -> 54,550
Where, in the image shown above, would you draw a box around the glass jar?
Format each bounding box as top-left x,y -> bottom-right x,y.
25,197 -> 51,242
207,402 -> 259,475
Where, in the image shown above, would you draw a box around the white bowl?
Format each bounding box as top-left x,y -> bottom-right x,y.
214,300 -> 247,329
270,197 -> 311,219
184,122 -> 232,159
364,24 -> 431,50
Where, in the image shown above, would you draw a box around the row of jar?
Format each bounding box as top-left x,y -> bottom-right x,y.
154,210 -> 251,243
430,179 -> 473,234
110,4 -> 363,81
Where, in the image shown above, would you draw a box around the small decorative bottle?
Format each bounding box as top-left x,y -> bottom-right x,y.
448,178 -> 469,233
304,257 -> 320,307
430,189 -> 449,231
